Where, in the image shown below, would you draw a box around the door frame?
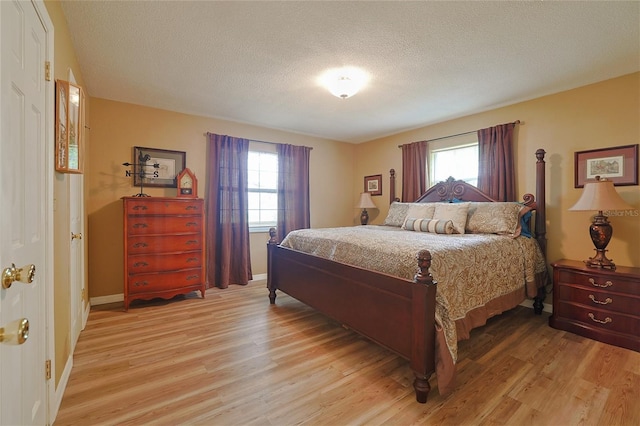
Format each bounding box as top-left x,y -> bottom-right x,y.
32,0 -> 56,422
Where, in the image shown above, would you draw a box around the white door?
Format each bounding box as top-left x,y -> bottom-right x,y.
1,1 -> 51,425
70,173 -> 86,346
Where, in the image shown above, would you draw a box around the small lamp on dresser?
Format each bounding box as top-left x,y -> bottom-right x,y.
569,176 -> 634,270
356,192 -> 377,225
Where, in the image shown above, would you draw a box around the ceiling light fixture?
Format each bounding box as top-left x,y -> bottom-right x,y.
319,67 -> 369,99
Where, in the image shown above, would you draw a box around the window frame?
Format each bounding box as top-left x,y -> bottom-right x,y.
427,135 -> 479,188
247,143 -> 278,233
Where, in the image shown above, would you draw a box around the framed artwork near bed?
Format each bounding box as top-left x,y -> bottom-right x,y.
574,144 -> 638,187
364,174 -> 383,196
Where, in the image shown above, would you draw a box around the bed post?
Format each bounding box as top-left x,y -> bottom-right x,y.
390,168 -> 398,203
411,249 -> 437,403
267,227 -> 278,304
532,149 -> 547,315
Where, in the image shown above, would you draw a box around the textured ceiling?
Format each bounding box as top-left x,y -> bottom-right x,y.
60,1 -> 640,143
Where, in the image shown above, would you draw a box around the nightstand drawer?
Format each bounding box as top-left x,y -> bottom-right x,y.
554,301 -> 640,336
556,269 -> 639,295
556,284 -> 639,316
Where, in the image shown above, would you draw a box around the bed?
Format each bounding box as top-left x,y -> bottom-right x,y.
266,149 -> 548,403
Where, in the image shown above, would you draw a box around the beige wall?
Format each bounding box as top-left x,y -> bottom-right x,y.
44,0 -> 90,387
354,72 -> 640,268
86,99 -> 355,297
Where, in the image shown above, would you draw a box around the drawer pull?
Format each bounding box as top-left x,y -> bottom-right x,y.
133,223 -> 149,229
187,275 -> 199,280
134,281 -> 149,287
133,242 -> 148,248
186,240 -> 198,245
588,294 -> 612,305
588,278 -> 612,288
186,257 -> 198,263
132,205 -> 148,211
134,261 -> 149,267
588,313 -> 612,325
186,222 -> 198,227
185,205 -> 198,210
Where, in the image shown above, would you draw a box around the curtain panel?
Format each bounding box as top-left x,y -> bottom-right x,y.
477,122 -> 517,201
205,133 -> 252,289
276,144 -> 311,242
401,140 -> 428,202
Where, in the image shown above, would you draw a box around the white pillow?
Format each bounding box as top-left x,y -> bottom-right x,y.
433,202 -> 470,234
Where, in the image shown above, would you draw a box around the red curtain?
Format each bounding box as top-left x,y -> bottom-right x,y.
276,144 -> 311,242
477,123 -> 517,201
205,133 -> 252,288
401,140 -> 428,202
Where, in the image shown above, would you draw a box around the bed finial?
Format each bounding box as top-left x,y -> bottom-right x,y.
415,250 -> 436,286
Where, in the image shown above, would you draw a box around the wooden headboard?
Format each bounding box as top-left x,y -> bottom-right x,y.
388,149 -> 547,257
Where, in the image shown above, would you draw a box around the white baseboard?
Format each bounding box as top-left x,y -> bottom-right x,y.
90,293 -> 123,306
90,277 -> 269,306
51,353 -> 73,423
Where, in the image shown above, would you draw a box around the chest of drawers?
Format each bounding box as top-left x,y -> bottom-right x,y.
123,197 -> 206,310
549,259 -> 639,352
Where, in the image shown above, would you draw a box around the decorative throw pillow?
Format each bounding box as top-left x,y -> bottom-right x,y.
432,202 -> 470,234
466,202 -> 530,237
402,218 -> 455,234
382,202 -> 411,227
405,203 -> 435,221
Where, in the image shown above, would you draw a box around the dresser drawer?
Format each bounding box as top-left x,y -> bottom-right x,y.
125,199 -> 203,215
128,252 -> 202,274
128,269 -> 204,294
554,301 -> 640,336
556,269 -> 639,295
556,284 -> 639,316
127,234 -> 203,255
127,216 -> 203,235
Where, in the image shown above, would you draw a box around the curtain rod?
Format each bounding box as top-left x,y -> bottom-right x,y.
397,120 -> 522,148
203,132 -> 313,149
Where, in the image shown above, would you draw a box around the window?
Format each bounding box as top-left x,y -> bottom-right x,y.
430,143 -> 478,186
247,150 -> 278,231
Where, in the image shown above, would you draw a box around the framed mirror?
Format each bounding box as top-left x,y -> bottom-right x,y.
55,79 -> 84,173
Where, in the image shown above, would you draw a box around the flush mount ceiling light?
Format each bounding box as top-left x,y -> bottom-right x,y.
319,67 -> 369,99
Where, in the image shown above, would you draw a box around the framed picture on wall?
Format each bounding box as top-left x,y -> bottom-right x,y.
132,146 -> 186,188
574,144 -> 638,187
364,174 -> 383,196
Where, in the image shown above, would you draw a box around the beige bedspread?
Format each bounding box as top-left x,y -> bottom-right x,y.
280,225 -> 547,392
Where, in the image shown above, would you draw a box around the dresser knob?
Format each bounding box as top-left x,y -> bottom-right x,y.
588,313 -> 612,325
588,294 -> 612,305
588,278 -> 612,288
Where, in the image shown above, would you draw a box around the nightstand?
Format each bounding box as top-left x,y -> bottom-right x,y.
549,259 -> 639,352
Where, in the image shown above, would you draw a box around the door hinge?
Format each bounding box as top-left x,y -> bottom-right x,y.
45,61 -> 51,82
45,359 -> 52,380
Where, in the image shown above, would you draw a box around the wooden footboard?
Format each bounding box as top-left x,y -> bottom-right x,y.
267,229 -> 438,403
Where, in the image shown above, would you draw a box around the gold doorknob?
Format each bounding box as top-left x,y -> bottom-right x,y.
71,232 -> 83,240
2,263 -> 36,289
0,318 -> 29,345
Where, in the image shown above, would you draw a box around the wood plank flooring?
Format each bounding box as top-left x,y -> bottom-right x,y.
55,280 -> 640,426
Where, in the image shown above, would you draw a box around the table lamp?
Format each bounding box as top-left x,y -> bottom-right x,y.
356,192 -> 377,225
569,176 -> 633,270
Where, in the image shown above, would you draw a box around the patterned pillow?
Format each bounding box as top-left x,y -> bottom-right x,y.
433,202 -> 470,234
405,203 -> 435,221
466,202 -> 530,237
402,218 -> 455,234
382,202 -> 411,227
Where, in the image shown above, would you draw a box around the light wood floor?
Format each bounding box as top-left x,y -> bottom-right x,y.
55,280 -> 640,426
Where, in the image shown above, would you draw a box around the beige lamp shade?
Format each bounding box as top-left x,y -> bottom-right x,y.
569,178 -> 633,212
356,192 -> 377,209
